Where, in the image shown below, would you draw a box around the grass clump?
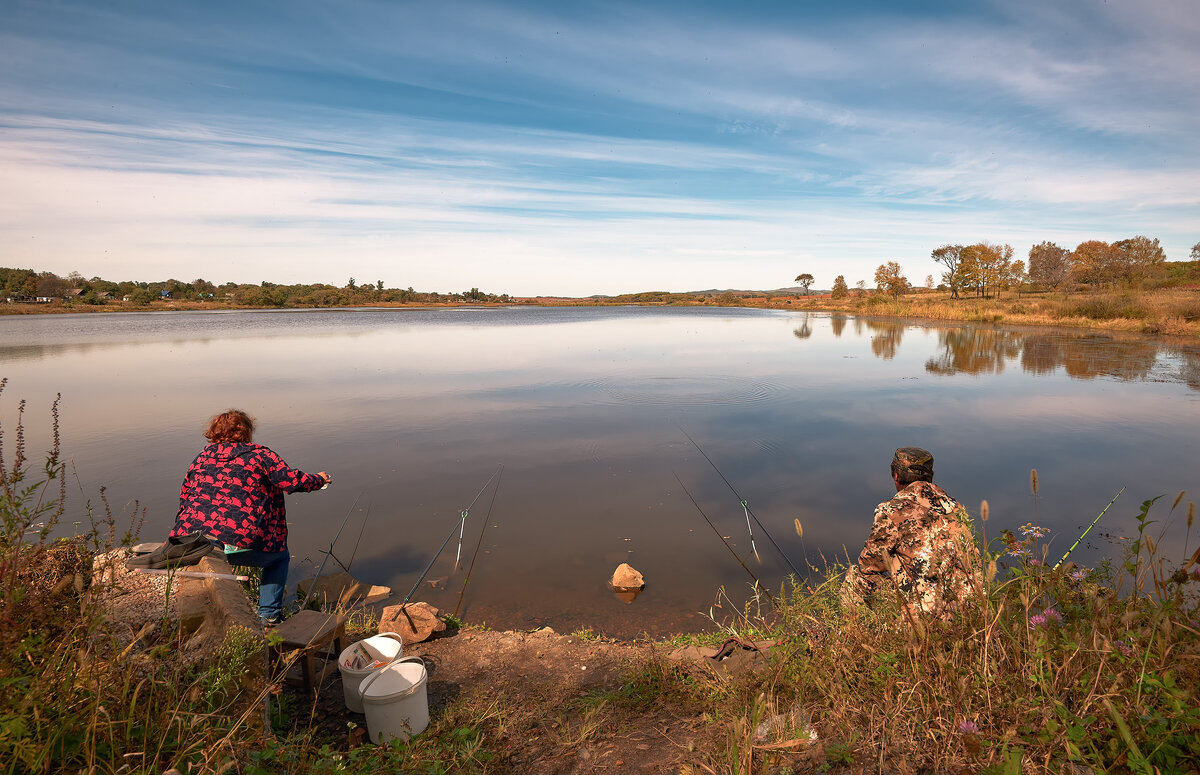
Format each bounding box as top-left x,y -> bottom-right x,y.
686,497 -> 1200,773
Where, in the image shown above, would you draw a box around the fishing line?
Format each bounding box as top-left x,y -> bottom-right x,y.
454,466 -> 504,572
400,466 -> 503,604
345,501 -> 372,572
455,465 -> 505,619
673,471 -> 777,609
677,426 -> 800,577
300,491 -> 363,609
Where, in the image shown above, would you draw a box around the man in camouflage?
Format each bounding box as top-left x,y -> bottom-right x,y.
842,447 -> 981,616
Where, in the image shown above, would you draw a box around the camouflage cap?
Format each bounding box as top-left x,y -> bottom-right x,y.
892,447 -> 934,478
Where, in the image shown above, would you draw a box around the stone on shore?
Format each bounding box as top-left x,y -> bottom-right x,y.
378,601 -> 446,644
295,571 -> 391,608
611,563 -> 645,591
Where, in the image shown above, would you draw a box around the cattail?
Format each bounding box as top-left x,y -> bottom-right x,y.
1172,490 -> 1186,512
1030,469 -> 1039,496
980,500 -> 989,522
794,518 -> 803,538
1188,501 -> 1195,530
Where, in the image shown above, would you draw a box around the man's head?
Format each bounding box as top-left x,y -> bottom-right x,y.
891,447 -> 934,488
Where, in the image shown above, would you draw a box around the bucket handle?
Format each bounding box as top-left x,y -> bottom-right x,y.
373,631 -> 405,647
357,656 -> 426,700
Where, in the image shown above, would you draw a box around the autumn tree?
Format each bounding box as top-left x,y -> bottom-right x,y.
1028,241 -> 1073,291
931,244 -> 966,298
874,262 -> 910,297
794,273 -> 815,295
1004,259 -> 1027,298
830,275 -> 849,299
1072,240 -> 1122,288
1192,242 -> 1199,260
1114,235 -> 1166,284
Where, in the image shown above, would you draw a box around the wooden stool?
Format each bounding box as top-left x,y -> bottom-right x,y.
271,610 -> 347,695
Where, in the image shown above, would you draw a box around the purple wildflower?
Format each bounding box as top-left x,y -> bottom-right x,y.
1029,613 -> 1048,628
1115,640 -> 1133,657
1029,558 -> 1042,567
1045,608 -> 1062,623
957,720 -> 980,734
1070,569 -> 1088,582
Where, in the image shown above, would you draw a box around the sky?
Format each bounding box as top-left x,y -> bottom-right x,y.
1,0 -> 1198,297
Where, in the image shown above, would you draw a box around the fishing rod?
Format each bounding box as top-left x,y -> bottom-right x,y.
300,491 -> 363,609
1054,486 -> 1125,570
678,426 -> 801,577
673,471 -> 777,609
401,466 -> 503,605
455,466 -> 504,618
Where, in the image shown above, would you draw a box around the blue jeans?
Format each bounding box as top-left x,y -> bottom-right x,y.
226,548 -> 290,619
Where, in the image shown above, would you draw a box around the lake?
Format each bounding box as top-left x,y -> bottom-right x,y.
3,306 -> 1198,637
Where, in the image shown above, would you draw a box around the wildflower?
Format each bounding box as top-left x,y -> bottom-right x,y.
1114,640 -> 1133,657
1029,613 -> 1048,628
1019,523 -> 1048,540
1028,558 -> 1042,566
1070,569 -> 1088,582
957,720 -> 980,734
1045,608 -> 1062,623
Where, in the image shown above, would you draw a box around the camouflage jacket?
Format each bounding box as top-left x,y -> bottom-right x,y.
842,481 -> 981,615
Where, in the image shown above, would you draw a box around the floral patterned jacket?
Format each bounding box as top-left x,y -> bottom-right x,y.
842,481 -> 981,615
170,443 -> 325,552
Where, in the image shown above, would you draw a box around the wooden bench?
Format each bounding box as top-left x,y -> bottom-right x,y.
270,610 -> 347,695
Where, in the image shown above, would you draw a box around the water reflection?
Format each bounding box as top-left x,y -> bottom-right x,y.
921,328 -> 1169,383
865,319 -> 904,360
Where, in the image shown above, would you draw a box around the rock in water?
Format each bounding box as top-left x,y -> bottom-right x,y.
611,563 -> 645,591
295,570 -> 391,608
378,602 -> 446,645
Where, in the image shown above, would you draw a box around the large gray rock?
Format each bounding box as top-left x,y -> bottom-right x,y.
378,602 -> 446,645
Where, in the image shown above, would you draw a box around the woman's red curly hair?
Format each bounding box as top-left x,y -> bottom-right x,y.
205,409 -> 255,443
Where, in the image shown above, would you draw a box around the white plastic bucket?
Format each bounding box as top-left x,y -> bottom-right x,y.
359,656 -> 429,744
338,633 -> 404,713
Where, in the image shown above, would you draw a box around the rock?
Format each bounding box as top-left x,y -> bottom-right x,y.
378,602 -> 446,645
610,563 -> 644,591
295,571 -> 391,608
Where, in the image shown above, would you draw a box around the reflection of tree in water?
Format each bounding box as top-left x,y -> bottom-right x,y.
830,315 -> 847,338
793,314 -> 813,339
919,328 -> 1167,381
925,328 -> 1022,375
1022,334 -> 1158,381
1181,348 -> 1200,391
865,319 -> 904,360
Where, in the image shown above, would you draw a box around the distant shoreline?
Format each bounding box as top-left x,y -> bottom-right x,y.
4,289 -> 1199,341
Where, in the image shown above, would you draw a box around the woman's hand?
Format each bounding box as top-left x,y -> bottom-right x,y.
318,471 -> 332,488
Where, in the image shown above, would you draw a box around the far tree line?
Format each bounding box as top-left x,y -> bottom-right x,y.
805,238 -> 1200,300
0,269 -> 511,307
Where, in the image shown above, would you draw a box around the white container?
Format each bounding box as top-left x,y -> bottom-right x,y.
338,633 -> 404,713
359,656 -> 429,744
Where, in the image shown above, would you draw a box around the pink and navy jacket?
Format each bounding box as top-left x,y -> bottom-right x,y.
170,443 -> 325,552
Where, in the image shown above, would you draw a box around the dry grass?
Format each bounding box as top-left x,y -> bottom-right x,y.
764,287 -> 1200,339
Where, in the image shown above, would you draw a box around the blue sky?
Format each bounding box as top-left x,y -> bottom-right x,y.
2,0 -> 1197,296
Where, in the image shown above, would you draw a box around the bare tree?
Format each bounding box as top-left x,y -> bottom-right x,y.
1028,241 -> 1073,291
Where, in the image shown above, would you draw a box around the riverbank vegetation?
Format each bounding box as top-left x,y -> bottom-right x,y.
3,388 -> 1199,772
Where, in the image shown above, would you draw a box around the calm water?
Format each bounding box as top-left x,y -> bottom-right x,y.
3,307 -> 1199,637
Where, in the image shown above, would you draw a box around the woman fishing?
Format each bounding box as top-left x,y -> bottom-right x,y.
170,409 -> 331,624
